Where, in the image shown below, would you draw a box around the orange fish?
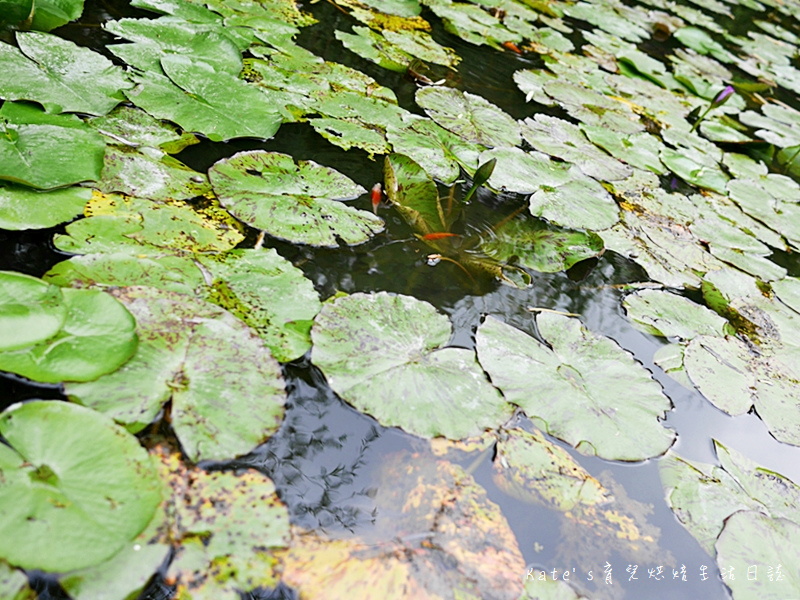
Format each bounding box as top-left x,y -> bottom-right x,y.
419,232 -> 461,241
502,41 -> 522,54
371,183 -> 382,214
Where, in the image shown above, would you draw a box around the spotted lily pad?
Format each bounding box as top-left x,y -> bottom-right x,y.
0,31 -> 130,115
0,102 -> 105,190
336,26 -> 413,72
476,314 -> 675,461
623,289 -> 730,340
282,453 -> 525,599
209,150 -> 384,247
87,105 -> 198,153
0,271 -> 67,352
0,401 -> 161,572
53,191 -> 244,255
46,249 -> 321,362
311,292 -> 513,440
0,287 -> 137,383
65,287 -> 286,461
416,87 -> 520,148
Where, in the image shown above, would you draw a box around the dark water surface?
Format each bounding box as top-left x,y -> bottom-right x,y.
3,0 -> 800,598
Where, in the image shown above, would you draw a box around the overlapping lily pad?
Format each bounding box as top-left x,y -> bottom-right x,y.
0,271 -> 67,351
209,150 -> 384,247
0,102 -> 105,190
311,292 -> 513,439
476,314 -> 676,461
87,105 -> 198,153
623,288 -> 730,340
0,31 -> 130,115
0,401 -> 161,572
0,286 -> 137,383
45,249 -> 321,362
0,183 -> 90,230
65,287 -> 286,461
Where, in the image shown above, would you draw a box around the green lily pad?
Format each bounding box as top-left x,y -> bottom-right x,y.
519,571 -> 587,600
54,191 -> 245,255
311,292 -> 513,440
623,289 -> 730,340
384,28 -> 459,67
728,176 -> 800,250
148,443 -> 290,597
45,249 -> 321,362
283,453 -> 525,599
87,105 -> 199,153
0,183 -> 90,230
9,0 -> 84,32
209,150 -> 384,247
309,117 -> 389,155
416,87 -> 520,148
479,216 -> 605,273
0,31 -> 130,115
126,56 -> 282,142
386,117 -> 483,184
0,102 -> 105,190
0,271 -> 67,352
0,401 -> 161,572
660,146 -> 729,193
65,287 -> 286,461
384,153 -> 448,235
493,427 -> 612,511
0,287 -> 137,384
581,126 -> 666,174
476,314 -> 676,461
427,1 -> 520,49
661,440 -> 800,556
336,26 -> 413,73
520,114 -> 633,182
716,512 -> 800,600
98,145 -> 211,202
0,560 -> 31,600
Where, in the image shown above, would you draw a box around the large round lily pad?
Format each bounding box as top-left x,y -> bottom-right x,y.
0,401 -> 161,572
0,183 -> 90,230
0,287 -> 137,383
0,271 -> 67,351
209,150 -> 384,247
65,287 -> 285,461
476,314 -> 675,461
311,292 -> 513,439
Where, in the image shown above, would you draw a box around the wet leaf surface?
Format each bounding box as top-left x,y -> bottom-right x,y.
64,286 -> 286,461
0,401 -> 161,572
0,270 -> 67,351
0,183 -> 90,230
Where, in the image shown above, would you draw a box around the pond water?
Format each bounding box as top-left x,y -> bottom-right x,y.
2,0 -> 800,598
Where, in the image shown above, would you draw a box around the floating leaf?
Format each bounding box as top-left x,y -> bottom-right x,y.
493,428 -> 612,511
384,153 -> 446,235
46,249 -> 321,362
65,287 -> 286,461
126,56 -> 282,142
416,87 -> 520,148
0,183 -> 90,230
716,512 -> 800,600
0,271 -> 67,352
336,26 -> 413,72
476,314 -> 675,461
383,29 -> 460,67
427,1 -> 520,48
479,216 -> 605,274
581,126 -> 666,174
623,289 -> 729,340
210,150 -> 383,247
87,105 -> 198,153
0,31 -> 130,115
728,175 -> 800,250
0,560 -> 31,600
311,292 -> 513,439
98,145 -> 211,202
150,443 -> 290,597
54,191 -> 244,255
283,453 -> 525,599
27,0 -> 84,31
0,401 -> 161,572
0,102 -> 105,190
309,117 -> 389,155
660,146 -> 729,193
0,287 -> 137,383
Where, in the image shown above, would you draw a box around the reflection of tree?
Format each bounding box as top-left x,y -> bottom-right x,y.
228,362 -> 382,533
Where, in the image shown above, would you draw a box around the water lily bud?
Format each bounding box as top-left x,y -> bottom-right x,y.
711,85 -> 735,108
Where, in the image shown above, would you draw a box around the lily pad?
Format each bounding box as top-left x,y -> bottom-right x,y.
126,56 -> 282,142
309,117 -> 389,155
311,292 -> 513,440
476,314 -> 676,461
581,126 -> 666,174
87,105 -> 198,153
0,561 -> 31,600
65,287 -> 286,462
479,216 -> 605,273
336,26 -> 413,72
623,289 -> 730,340
716,512 -> 800,600
0,271 -> 67,351
0,287 -> 137,384
45,249 -> 321,362
384,153 -> 448,235
0,183 -> 90,230
0,102 -> 105,190
54,191 -> 244,255
98,145 -> 211,202
0,401 -> 161,572
416,87 -> 520,148
282,453 -> 525,599
0,31 -> 130,115
209,150 -> 384,247
493,427 -> 612,510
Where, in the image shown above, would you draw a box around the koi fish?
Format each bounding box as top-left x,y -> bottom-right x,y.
502,41 -> 522,54
371,183 -> 382,214
418,232 -> 461,241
